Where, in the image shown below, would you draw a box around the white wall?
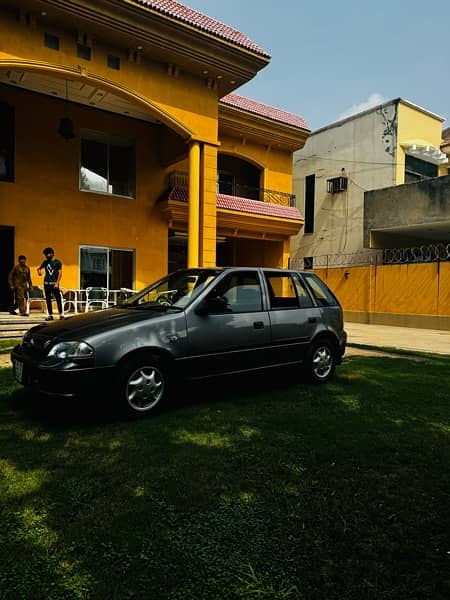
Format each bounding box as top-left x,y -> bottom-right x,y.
291,102 -> 398,263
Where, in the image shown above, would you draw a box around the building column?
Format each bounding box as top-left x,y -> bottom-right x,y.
282,238 -> 291,268
199,143 -> 217,266
187,141 -> 200,268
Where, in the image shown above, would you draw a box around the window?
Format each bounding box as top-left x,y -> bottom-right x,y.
264,272 -> 313,309
327,176 -> 348,193
206,272 -> 262,313
0,103 -> 14,183
303,273 -> 338,307
80,131 -> 135,197
303,256 -> 313,270
80,246 -> 134,290
217,171 -> 234,195
304,174 -> 315,234
405,155 -> 437,183
77,44 -> 91,60
107,55 -> 120,70
44,33 -> 59,50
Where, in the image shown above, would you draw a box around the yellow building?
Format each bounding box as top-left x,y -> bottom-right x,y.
0,0 -> 309,309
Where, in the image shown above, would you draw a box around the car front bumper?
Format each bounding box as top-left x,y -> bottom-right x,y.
11,346 -> 115,398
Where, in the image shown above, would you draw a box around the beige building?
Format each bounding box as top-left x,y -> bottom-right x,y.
290,99 -> 450,330
291,98 -> 448,269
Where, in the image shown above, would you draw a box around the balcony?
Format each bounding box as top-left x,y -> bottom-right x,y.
161,170 -> 303,239
167,170 -> 296,207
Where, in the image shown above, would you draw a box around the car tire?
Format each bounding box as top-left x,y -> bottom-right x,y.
304,339 -> 336,383
118,354 -> 168,416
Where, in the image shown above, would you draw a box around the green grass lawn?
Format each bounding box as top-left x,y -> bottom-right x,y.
0,338 -> 17,354
0,352 -> 449,599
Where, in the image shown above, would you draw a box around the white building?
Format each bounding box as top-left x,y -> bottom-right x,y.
291,98 -> 448,269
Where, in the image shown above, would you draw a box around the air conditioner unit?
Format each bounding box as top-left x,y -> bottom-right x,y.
327,176 -> 348,194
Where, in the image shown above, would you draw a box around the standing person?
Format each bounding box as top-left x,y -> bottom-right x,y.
37,247 -> 65,320
8,255 -> 32,316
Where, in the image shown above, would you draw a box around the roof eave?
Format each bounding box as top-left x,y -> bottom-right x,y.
219,103 -> 310,152
39,0 -> 270,92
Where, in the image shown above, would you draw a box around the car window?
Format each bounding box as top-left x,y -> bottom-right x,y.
292,273 -> 314,307
264,272 -> 312,309
206,272 -> 263,313
302,273 -> 338,307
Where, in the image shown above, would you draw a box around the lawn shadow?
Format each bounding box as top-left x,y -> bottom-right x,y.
1,356 -> 449,599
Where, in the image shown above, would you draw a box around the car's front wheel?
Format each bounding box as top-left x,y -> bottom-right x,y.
305,339 -> 336,383
118,355 -> 167,416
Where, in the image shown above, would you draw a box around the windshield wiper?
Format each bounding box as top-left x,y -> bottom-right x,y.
119,302 -> 184,312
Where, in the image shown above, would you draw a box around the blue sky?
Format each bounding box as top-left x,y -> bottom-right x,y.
185,0 -> 449,131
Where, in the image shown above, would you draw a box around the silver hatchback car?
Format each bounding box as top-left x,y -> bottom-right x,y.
11,267 -> 346,416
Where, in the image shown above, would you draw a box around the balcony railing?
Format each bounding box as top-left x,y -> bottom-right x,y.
167,170 -> 296,207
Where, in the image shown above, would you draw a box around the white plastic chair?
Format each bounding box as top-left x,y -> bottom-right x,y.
85,287 -> 109,312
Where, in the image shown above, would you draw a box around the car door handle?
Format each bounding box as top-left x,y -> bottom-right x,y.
308,317 -> 317,323
253,321 -> 265,329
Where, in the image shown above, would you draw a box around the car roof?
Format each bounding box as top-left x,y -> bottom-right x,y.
182,266 -> 307,275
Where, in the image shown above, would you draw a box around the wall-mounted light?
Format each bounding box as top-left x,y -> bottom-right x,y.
57,80 -> 75,140
344,270 -> 350,279
58,117 -> 75,140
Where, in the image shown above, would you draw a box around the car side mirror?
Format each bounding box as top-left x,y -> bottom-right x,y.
195,296 -> 228,316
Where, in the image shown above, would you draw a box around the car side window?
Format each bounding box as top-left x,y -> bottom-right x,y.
207,272 -> 263,313
302,273 -> 338,307
264,272 -> 312,309
292,273 -> 314,307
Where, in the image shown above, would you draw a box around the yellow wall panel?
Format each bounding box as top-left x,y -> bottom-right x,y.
316,263 -> 450,321
437,262 -> 450,316
374,264 -> 438,315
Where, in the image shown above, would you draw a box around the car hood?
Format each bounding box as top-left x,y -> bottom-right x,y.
27,307 -> 181,340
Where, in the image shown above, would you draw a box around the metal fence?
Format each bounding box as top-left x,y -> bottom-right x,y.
290,250 -> 381,270
290,243 -> 450,269
167,171 -> 296,207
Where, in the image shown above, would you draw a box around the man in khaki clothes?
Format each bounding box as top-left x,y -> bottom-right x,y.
8,255 -> 32,316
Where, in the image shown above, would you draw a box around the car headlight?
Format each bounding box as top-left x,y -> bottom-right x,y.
47,341 -> 94,360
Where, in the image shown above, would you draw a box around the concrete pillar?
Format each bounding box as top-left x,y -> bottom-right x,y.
187,141 -> 200,268
199,143 -> 217,266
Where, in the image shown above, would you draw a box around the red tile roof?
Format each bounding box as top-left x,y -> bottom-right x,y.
220,93 -> 310,130
167,186 -> 188,202
442,127 -> 450,144
166,187 -> 303,221
217,194 -> 303,220
131,0 -> 269,57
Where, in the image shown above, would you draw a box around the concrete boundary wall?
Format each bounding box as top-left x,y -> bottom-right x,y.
315,262 -> 450,330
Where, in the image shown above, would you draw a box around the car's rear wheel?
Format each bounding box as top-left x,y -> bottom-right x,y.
305,339 -> 336,383
118,355 -> 167,416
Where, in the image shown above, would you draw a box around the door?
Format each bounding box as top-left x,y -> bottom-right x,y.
184,270 -> 271,378
0,226 -> 14,311
263,271 -> 320,364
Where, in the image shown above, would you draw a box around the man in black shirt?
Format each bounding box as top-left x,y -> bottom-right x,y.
37,247 -> 65,320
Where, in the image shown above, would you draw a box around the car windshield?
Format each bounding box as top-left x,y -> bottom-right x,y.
119,268 -> 221,310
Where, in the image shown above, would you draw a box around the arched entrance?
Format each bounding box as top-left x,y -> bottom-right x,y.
0,60 -> 200,289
